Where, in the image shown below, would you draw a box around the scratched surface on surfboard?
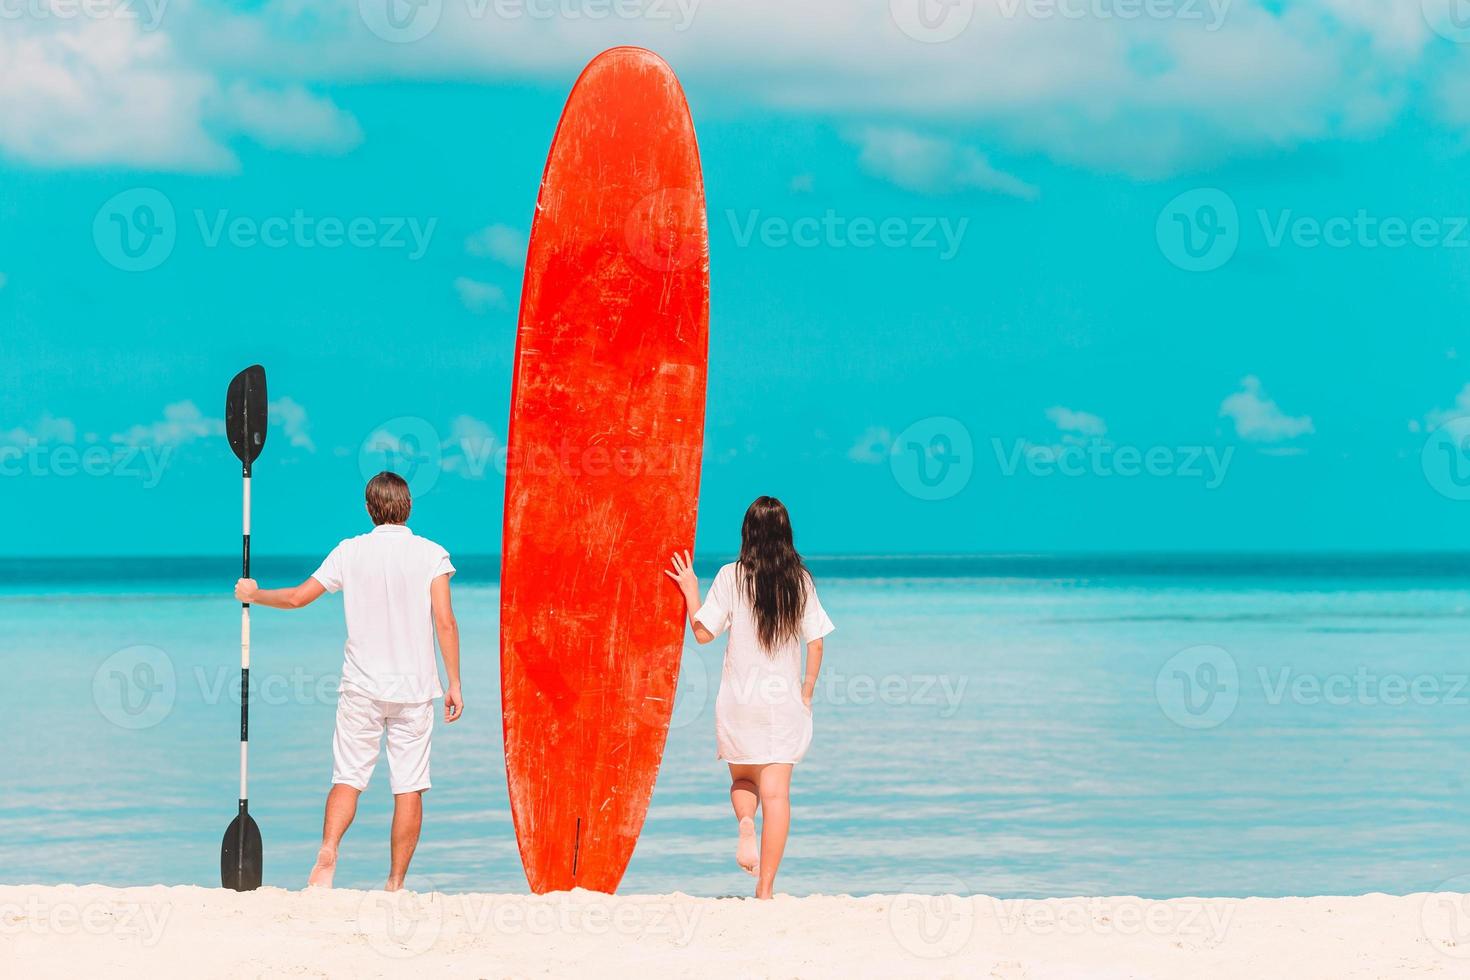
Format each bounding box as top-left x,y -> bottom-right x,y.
499,47 -> 711,894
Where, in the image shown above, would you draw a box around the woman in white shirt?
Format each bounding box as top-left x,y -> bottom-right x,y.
666,496 -> 835,899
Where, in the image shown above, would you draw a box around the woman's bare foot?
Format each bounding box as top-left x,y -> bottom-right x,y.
736,817 -> 759,876
307,846 -> 337,888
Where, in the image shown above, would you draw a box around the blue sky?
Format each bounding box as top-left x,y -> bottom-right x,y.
4,1 -> 1470,556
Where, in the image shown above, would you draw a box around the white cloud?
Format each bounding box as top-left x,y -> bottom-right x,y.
8,2 -> 1470,179
1022,406 -> 1109,461
0,11 -> 359,171
112,400 -> 223,447
1,413 -> 77,446
442,415 -> 500,478
851,126 -> 1038,199
713,433 -> 762,464
269,396 -> 315,451
1219,377 -> 1315,442
1045,406 -> 1108,438
7,401 -> 313,455
848,426 -> 893,464
212,82 -> 362,155
171,0 -> 1457,178
454,276 -> 506,314
465,224 -> 526,266
1421,384 -> 1470,435
1429,58 -> 1470,132
1325,0 -> 1433,56
446,414 -> 495,447
0,16 -> 231,171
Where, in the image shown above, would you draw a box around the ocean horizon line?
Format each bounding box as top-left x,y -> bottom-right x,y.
4,551 -> 1469,589
6,549 -> 1470,562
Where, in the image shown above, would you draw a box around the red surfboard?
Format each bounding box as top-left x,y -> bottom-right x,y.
500,47 -> 709,894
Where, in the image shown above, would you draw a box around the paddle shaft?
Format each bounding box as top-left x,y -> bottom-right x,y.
237,468 -> 252,862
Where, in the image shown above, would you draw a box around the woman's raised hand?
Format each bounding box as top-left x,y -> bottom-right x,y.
663,550 -> 700,601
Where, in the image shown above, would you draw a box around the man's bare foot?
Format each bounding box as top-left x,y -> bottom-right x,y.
307,846 -> 337,888
754,887 -> 774,900
384,877 -> 404,892
736,817 -> 759,876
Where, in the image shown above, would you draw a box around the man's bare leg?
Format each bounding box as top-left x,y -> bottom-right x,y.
308,783 -> 361,888
385,790 -> 424,891
728,763 -> 762,876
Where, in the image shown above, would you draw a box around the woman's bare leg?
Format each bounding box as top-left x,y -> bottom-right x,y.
754,763 -> 793,899
728,764 -> 762,876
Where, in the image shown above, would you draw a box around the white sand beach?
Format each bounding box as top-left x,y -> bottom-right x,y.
4,883 -> 1468,978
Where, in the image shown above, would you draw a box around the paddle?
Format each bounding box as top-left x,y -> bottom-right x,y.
222,365 -> 267,891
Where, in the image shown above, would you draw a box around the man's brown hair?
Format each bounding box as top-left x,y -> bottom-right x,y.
365,472 -> 412,525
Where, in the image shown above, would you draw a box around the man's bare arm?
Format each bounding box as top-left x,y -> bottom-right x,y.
431,573 -> 463,722
235,577 -> 325,610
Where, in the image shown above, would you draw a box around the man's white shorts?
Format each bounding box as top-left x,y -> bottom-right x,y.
332,686 -> 433,795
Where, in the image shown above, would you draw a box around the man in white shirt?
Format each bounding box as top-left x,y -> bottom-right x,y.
235,471 -> 463,891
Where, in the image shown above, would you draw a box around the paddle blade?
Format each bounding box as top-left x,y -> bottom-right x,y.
220,812 -> 263,891
225,365 -> 268,470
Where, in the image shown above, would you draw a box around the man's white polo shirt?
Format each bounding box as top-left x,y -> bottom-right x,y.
311,524 -> 455,704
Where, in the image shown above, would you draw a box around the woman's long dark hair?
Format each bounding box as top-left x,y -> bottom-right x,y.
737,496 -> 808,651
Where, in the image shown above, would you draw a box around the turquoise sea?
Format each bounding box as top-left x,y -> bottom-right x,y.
2,554 -> 1469,898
